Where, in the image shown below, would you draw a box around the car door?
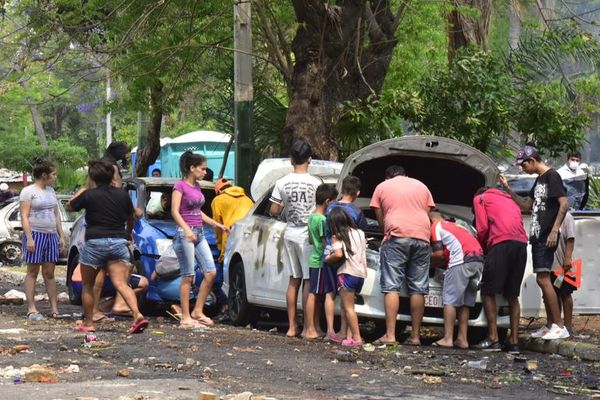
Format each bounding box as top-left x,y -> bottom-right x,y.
245,191 -> 288,308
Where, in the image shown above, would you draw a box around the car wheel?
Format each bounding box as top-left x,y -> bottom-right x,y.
0,242 -> 22,266
228,261 -> 252,326
67,252 -> 82,306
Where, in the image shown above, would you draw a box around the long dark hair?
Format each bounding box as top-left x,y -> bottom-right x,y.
328,207 -> 357,256
179,150 -> 207,177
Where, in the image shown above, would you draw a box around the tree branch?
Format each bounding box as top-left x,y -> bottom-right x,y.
254,0 -> 292,84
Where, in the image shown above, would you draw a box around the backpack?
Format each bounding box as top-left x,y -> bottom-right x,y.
154,244 -> 180,280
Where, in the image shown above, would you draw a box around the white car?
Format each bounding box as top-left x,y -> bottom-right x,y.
223,136 -> 510,338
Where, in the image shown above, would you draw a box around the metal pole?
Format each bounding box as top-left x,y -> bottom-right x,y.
106,69 -> 112,145
234,0 -> 254,192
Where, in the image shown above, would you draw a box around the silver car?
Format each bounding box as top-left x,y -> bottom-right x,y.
0,195 -> 81,265
224,136 -> 511,339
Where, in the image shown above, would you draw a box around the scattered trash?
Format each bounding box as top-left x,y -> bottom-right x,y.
362,343 -> 375,352
513,356 -> 527,363
266,360 -> 273,366
57,292 -> 70,303
0,344 -> 32,355
22,365 -> 59,383
351,374 -> 359,378
64,364 -> 80,373
185,358 -> 195,367
3,289 -> 26,300
467,358 -> 488,370
198,393 -> 217,400
0,295 -> 23,305
34,293 -> 49,302
268,327 -> 278,333
0,328 -> 25,335
421,375 -> 442,384
526,360 -> 538,372
116,368 -> 130,377
233,346 -> 260,353
150,330 -> 164,335
410,369 -> 445,377
560,368 -> 574,377
84,334 -> 97,343
549,354 -> 564,359
574,334 -> 591,339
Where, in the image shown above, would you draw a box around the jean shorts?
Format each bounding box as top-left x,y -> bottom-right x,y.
380,237 -> 430,294
531,241 -> 557,273
79,237 -> 131,269
172,226 -> 216,277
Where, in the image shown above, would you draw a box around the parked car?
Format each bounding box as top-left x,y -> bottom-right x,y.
223,137 -> 511,338
0,195 -> 81,265
65,177 -> 223,311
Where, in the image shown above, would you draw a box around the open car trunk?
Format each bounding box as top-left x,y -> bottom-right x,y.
340,136 -> 500,239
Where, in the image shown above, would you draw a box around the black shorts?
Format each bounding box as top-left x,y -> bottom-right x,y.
481,241 -> 527,298
531,241 -> 557,273
550,273 -> 577,296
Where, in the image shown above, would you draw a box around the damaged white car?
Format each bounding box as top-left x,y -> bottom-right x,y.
223,137 -> 510,337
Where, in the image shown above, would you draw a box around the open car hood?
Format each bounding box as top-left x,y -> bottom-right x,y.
251,158 -> 343,201
341,136 -> 499,209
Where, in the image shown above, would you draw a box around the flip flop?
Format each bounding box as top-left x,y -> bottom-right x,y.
179,320 -> 204,329
402,338 -> 421,346
93,314 -> 116,323
192,315 -> 214,327
432,341 -> 453,349
128,319 -> 149,334
372,338 -> 399,346
73,324 -> 96,332
50,312 -> 71,319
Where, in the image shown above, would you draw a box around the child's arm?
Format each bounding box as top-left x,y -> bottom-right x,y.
563,238 -> 575,272
324,236 -> 344,264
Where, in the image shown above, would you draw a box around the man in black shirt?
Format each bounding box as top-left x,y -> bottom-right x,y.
499,144 -> 569,340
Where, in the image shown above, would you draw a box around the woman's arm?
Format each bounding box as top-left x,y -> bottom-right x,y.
54,205 -> 65,251
171,190 -> 195,241
201,212 -> 230,233
20,201 -> 35,252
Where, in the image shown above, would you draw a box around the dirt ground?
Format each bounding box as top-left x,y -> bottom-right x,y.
1,269 -> 600,399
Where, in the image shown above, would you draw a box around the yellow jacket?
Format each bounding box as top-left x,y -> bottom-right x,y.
211,186 -> 254,262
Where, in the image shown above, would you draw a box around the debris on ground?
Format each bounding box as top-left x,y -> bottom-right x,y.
34,293 -> 49,302
467,358 -> 488,369
63,364 -> 80,373
223,392 -> 253,400
57,291 -> 70,302
3,289 -> 26,300
0,344 -> 32,355
21,364 -> 59,383
116,368 -> 130,377
0,294 -> 23,305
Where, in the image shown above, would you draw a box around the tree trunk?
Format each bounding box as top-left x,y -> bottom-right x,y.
28,102 -> 48,147
508,0 -> 522,50
282,0 -> 402,160
135,82 -> 163,177
447,0 -> 493,61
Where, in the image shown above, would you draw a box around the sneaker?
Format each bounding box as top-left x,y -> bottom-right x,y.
541,324 -> 570,340
530,325 -> 550,338
472,338 -> 502,351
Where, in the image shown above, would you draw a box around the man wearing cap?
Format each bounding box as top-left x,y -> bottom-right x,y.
499,144 -> 570,340
211,178 -> 254,263
557,151 -> 589,210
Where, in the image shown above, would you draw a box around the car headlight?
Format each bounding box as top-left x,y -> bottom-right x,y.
155,238 -> 173,255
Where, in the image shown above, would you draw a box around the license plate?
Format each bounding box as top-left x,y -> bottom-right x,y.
424,291 -> 443,308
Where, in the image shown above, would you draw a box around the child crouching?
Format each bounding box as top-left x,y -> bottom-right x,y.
325,207 -> 368,347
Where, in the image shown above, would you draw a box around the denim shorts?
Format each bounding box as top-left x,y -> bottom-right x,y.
380,237 -> 430,294
79,237 -> 131,269
531,241 -> 557,273
172,227 -> 216,277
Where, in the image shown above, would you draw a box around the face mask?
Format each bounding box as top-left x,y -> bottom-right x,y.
568,161 -> 579,170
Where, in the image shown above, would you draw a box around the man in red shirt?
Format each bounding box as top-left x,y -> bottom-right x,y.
370,165 -> 435,346
472,186 -> 528,352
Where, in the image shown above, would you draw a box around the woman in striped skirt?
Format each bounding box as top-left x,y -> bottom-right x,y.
20,159 -> 65,320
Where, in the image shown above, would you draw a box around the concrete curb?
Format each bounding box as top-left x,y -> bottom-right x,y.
519,334 -> 600,361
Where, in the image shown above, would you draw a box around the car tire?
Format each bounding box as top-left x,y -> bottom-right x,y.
0,242 -> 22,266
228,261 -> 253,326
67,252 -> 82,306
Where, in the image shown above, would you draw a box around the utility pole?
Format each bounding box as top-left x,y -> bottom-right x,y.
106,70 -> 112,146
233,0 -> 254,192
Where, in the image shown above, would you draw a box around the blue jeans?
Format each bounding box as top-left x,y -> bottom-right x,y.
80,238 -> 131,269
380,237 -> 430,294
172,227 -> 216,277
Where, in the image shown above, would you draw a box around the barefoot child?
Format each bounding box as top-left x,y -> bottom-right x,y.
305,184 -> 338,340
325,207 -> 367,347
429,211 -> 484,349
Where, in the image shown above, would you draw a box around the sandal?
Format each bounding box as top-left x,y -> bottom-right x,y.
50,312 -> 71,319
372,338 -> 399,346
402,338 -> 421,346
128,319 -> 149,334
192,315 -> 214,327
93,314 -> 116,323
341,338 -> 364,347
179,320 -> 205,329
27,311 -> 46,321
73,324 -> 96,332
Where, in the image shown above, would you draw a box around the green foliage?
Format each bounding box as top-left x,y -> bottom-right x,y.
0,132 -> 44,172
416,49 -> 514,153
48,137 -> 88,169
514,83 -> 589,157
588,177 -> 600,210
54,165 -> 86,194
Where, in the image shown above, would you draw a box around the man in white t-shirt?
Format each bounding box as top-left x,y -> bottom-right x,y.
270,139 -> 321,338
557,151 -> 589,210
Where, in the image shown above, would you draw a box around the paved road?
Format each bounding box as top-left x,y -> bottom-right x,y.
1,279 -> 598,399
